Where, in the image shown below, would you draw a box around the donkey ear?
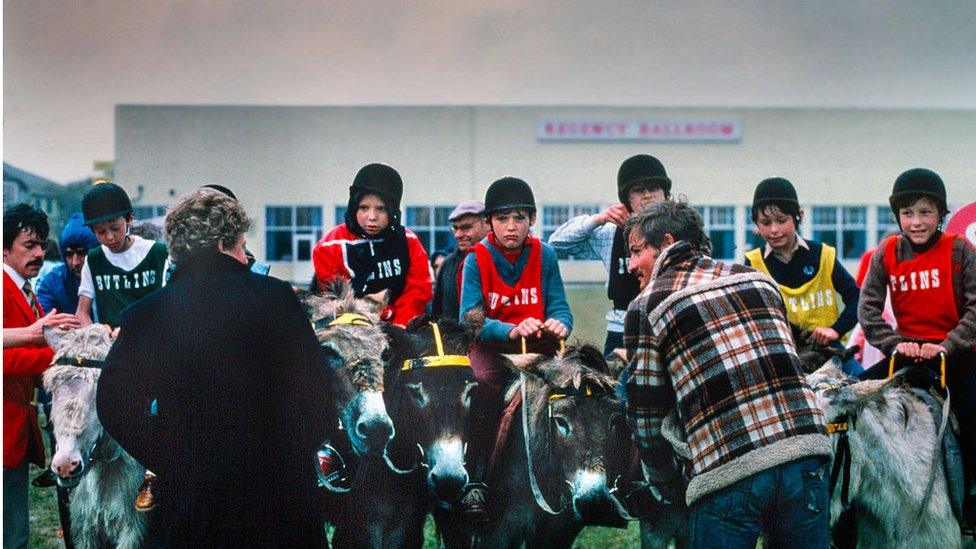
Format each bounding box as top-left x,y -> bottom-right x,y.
362,290 -> 390,313
500,353 -> 546,377
609,348 -> 629,378
461,306 -> 485,341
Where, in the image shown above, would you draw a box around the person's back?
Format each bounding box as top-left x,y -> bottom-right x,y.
97,190 -> 329,547
119,257 -> 323,546
622,201 -> 831,549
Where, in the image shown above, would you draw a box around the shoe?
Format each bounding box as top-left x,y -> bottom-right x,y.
31,469 -> 57,488
460,483 -> 489,523
134,474 -> 157,512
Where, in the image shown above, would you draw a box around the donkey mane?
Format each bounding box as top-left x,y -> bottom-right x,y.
48,325 -> 114,363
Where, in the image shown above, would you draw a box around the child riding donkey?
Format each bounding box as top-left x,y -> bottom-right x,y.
75,182 -> 169,511
744,177 -> 863,376
458,176 -> 574,522
857,168 -> 976,530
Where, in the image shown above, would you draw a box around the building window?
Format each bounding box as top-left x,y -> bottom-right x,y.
266,205 -> 323,261
132,205 -> 168,220
811,206 -> 866,260
876,205 -> 899,243
694,205 -> 737,260
541,205 -> 601,259
406,206 -> 455,255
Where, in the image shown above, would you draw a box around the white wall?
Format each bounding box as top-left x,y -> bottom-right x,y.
115,105 -> 976,283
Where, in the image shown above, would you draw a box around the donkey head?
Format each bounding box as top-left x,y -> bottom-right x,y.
383,313 -> 481,504
42,325 -> 115,488
504,343 -> 631,523
302,279 -> 396,458
791,323 -> 860,374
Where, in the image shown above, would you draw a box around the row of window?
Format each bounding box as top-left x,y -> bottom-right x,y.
136,204 -> 905,262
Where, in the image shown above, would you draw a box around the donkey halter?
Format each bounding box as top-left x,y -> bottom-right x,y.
401,322 -> 471,371
54,355 -> 105,369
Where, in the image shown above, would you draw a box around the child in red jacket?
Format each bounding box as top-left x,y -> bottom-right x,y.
313,163 -> 432,327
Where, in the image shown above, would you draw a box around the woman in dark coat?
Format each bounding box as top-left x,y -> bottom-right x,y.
97,189 -> 332,547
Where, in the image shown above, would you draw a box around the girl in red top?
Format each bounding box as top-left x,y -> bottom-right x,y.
858,168 -> 976,524
312,163 -> 432,327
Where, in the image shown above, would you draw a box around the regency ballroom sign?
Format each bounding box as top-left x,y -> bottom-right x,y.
537,119 -> 741,142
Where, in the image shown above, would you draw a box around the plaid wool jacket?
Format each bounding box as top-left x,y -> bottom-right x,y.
623,241 -> 832,505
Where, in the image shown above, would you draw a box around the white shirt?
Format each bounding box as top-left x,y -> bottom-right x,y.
79,236 -> 169,298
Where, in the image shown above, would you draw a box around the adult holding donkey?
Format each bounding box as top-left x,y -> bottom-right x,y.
97,189 -> 333,547
622,200 -> 833,548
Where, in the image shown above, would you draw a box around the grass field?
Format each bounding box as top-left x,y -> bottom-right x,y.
27,284 -> 642,548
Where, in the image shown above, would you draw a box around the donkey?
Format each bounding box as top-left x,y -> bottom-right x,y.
327,315 -> 481,548
299,279 -> 398,463
42,325 -> 147,549
807,360 -> 963,548
476,343 -> 634,548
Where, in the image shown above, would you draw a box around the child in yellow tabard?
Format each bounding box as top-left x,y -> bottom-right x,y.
744,177 -> 862,374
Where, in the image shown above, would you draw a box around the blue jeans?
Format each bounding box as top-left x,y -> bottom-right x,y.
689,456 -> 830,549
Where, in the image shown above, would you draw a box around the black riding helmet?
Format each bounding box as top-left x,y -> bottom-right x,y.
617,154 -> 671,208
349,163 -> 403,212
484,177 -> 536,215
81,182 -> 133,226
889,168 -> 948,218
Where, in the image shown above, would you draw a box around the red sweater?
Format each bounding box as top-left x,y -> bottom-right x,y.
313,224 -> 432,327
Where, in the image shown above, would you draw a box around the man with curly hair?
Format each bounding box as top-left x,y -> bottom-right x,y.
622,200 -> 832,548
97,189 -> 333,547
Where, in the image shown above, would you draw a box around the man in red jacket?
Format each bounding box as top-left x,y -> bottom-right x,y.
3,204 -> 59,548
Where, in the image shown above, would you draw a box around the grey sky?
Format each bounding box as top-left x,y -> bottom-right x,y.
4,0 -> 975,181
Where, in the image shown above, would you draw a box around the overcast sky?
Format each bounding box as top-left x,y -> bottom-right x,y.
4,0 -> 975,181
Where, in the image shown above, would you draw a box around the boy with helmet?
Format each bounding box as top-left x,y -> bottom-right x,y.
744,177 -> 862,374
76,182 -> 169,328
457,177 -> 574,521
313,163 -> 432,327
77,182 -> 169,512
858,168 -> 976,525
549,154 -> 670,356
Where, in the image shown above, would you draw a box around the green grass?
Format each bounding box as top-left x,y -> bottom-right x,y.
29,285 -> 639,547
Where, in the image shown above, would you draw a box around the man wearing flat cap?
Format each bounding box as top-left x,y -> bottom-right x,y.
431,200 -> 488,320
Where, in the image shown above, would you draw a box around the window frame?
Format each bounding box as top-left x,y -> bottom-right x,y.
265,205 -> 323,262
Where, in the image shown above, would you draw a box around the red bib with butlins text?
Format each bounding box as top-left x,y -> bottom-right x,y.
883,233 -> 959,341
473,234 -> 545,325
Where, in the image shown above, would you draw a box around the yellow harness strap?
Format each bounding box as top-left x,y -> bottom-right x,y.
826,422 -> 849,434
328,313 -> 373,327
548,386 -> 592,401
401,321 -> 471,370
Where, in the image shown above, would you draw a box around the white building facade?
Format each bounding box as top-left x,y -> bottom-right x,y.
114,105 -> 976,283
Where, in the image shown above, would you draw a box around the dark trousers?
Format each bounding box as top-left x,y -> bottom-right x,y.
466,344 -> 511,483
4,463 -> 29,549
689,457 -> 830,549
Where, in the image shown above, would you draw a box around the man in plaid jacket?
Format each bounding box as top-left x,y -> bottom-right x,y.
622,200 -> 833,549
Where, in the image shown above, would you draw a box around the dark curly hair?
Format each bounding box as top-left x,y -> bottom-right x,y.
3,203 -> 49,250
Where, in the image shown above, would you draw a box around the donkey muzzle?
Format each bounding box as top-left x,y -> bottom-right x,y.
571,469 -> 628,527
426,437 -> 469,503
